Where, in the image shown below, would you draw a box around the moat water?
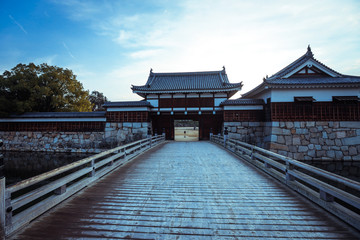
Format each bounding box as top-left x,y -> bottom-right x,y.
3,151 -> 92,186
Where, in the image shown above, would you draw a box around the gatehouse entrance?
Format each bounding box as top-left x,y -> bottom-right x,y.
151,112 -> 223,140
174,120 -> 199,141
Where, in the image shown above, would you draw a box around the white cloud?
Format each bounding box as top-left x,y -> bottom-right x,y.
53,0 -> 360,100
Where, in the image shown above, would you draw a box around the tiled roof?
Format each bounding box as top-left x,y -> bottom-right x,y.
242,46 -> 360,98
9,112 -> 106,118
103,101 -> 152,108
132,68 -> 242,97
267,76 -> 360,85
220,99 -> 264,106
266,45 -> 342,81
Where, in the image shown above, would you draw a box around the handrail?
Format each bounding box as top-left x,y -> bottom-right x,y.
0,135 -> 165,237
211,134 -> 360,231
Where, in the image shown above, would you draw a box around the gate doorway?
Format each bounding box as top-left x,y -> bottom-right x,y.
174,120 -> 199,141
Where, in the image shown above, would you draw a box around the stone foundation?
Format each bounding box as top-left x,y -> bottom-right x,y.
0,122 -> 150,153
224,121 -> 360,161
224,122 -> 266,148
268,121 -> 360,161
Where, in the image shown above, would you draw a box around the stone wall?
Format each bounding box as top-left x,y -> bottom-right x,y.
0,122 -> 150,153
224,121 -> 360,161
104,122 -> 150,145
224,122 -> 266,148
268,121 -> 360,161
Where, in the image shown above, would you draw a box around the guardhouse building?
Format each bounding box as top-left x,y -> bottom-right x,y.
131,67 -> 242,139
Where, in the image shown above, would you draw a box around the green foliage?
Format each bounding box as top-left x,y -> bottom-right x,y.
0,63 -> 92,116
89,90 -> 108,111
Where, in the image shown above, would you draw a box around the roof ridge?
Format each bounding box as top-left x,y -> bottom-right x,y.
149,69 -> 225,76
268,48 -> 312,79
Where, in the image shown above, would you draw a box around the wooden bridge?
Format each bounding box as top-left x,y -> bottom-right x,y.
2,136 -> 360,239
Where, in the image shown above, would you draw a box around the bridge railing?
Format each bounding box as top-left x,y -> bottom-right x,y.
0,135 -> 165,237
211,135 -> 360,231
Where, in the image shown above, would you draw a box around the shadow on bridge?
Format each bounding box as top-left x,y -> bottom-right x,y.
7,141 -> 360,239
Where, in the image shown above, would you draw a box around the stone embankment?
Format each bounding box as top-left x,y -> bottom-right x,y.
225,121 -> 360,161
0,122 -> 149,152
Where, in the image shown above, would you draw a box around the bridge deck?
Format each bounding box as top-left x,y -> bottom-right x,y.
11,142 -> 359,239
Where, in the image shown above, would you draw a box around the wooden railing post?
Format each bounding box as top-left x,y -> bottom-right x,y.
0,177 -> 5,239
0,148 -> 5,239
285,161 -> 295,182
223,127 -> 228,148
89,159 -> 95,177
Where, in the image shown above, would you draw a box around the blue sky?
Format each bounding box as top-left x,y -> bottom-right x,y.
1,0 -> 360,101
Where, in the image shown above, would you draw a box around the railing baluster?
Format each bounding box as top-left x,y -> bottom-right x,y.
54,185 -> 67,195
320,190 -> 334,202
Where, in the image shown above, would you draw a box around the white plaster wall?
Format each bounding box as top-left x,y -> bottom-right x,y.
256,88 -> 359,102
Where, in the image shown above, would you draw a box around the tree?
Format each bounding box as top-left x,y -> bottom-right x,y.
0,63 -> 92,116
89,90 -> 108,111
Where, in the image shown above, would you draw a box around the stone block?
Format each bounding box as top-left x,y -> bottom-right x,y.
308,150 -> 316,157
289,146 -> 297,153
294,153 -> 304,160
349,146 -> 358,156
277,135 -> 285,144
269,143 -> 289,151
285,135 -> 292,143
322,132 -> 328,139
309,127 -> 318,133
279,122 -> 285,128
272,122 -> 280,127
249,122 -> 260,127
292,137 -> 301,145
310,138 -> 319,144
325,139 -> 335,146
272,128 -> 291,135
306,121 -> 315,127
316,150 -> 326,157
123,122 -> 133,128
296,128 -> 308,134
326,150 -> 335,158
340,146 -> 348,151
268,134 -> 277,142
336,131 -> 346,138
133,123 -> 142,128
340,121 -> 360,128
308,144 -> 314,150
335,151 -> 343,159
285,122 -> 294,129
328,133 -> 336,140
294,122 -> 300,128
316,121 -> 328,126
298,146 -> 308,152
342,136 -> 360,146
